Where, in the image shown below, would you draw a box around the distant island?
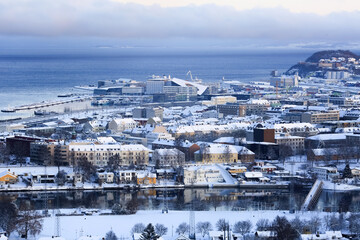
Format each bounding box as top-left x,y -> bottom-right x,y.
286,50 -> 360,78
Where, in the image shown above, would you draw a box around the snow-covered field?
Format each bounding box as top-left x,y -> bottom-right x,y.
38,210 -> 331,240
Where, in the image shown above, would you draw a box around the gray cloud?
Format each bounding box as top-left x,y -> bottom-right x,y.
0,0 -> 359,43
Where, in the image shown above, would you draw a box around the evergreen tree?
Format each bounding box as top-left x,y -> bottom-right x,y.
272,216 -> 298,240
343,164 -> 353,178
105,230 -> 118,240
140,223 -> 159,240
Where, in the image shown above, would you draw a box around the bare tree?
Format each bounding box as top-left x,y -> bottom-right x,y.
323,148 -> 334,163
256,219 -> 271,231
223,145 -> 233,163
215,219 -> 229,231
199,144 -> 210,163
155,223 -> 168,236
137,150 -> 147,169
77,156 -> 96,181
279,144 -> 293,165
53,144 -> 62,168
306,216 -> 322,234
290,216 -> 305,234
196,221 -> 213,237
233,220 -> 252,236
272,216 -> 298,240
16,203 -> 43,239
0,196 -> 18,236
0,144 -> 10,165
209,195 -> 221,211
55,170 -> 67,186
174,137 -> 185,165
348,213 -> 360,235
176,222 -> 190,235
131,223 -> 146,235
107,153 -> 121,172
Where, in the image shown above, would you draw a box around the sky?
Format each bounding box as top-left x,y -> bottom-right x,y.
1,0 -> 360,50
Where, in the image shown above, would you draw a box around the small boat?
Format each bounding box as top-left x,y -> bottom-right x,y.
1,108 -> 16,113
58,94 -> 73,98
34,110 -> 50,116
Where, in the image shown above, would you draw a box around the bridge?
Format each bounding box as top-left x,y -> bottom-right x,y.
301,179 -> 323,211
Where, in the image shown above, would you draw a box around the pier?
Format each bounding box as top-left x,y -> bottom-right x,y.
1,96 -> 92,113
301,179 -> 323,211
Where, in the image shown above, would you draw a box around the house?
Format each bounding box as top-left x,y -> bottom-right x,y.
83,120 -> 106,133
209,231 -> 242,240
351,167 -> 360,178
175,235 -> 191,240
312,167 -> 339,180
244,172 -> 270,182
152,139 -> 200,161
0,171 -> 17,184
118,170 -> 137,184
255,231 -> 276,239
226,166 -> 247,177
301,231 -> 342,240
252,162 -> 277,174
137,171 -> 156,185
107,118 -> 137,133
152,148 -> 185,167
97,172 -> 114,183
183,165 -> 224,185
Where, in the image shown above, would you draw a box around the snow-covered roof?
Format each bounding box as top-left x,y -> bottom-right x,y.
39,238 -> 66,240
0,171 -> 17,178
171,78 -> 208,95
247,99 -> 270,105
154,148 -> 183,156
96,137 -> 117,144
69,143 -> 151,152
301,231 -> 342,240
244,172 -> 263,178
307,133 -> 348,141
0,166 -> 73,176
213,137 -> 235,144
112,118 -> 136,124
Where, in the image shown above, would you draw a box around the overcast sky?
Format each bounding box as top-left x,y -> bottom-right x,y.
1,0 -> 360,49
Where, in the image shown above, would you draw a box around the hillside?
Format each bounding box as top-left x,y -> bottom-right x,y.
285,50 -> 359,77
305,50 -> 359,63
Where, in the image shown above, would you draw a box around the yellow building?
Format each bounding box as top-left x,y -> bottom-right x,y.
227,166 -> 248,175
0,171 -> 17,184
195,144 -> 255,164
137,172 -> 156,185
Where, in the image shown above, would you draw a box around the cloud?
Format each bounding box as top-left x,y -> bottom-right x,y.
113,0 -> 360,16
0,0 -> 360,44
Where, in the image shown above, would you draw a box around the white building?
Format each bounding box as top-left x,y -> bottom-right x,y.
313,167 -> 339,180
183,165 -> 224,185
107,118 -> 137,133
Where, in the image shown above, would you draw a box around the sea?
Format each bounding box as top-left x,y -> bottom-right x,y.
0,48 -> 314,120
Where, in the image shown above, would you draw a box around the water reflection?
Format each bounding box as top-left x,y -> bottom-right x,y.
1,188 -> 359,212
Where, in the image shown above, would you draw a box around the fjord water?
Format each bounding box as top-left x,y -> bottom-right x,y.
0,48 -> 311,112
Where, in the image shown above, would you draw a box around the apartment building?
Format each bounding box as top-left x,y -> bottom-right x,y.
217,103 -> 246,117
275,135 -> 305,153
30,142 -> 151,167
301,110 -> 339,124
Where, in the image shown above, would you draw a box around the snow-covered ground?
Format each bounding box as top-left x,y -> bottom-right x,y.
37,210 -> 332,240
